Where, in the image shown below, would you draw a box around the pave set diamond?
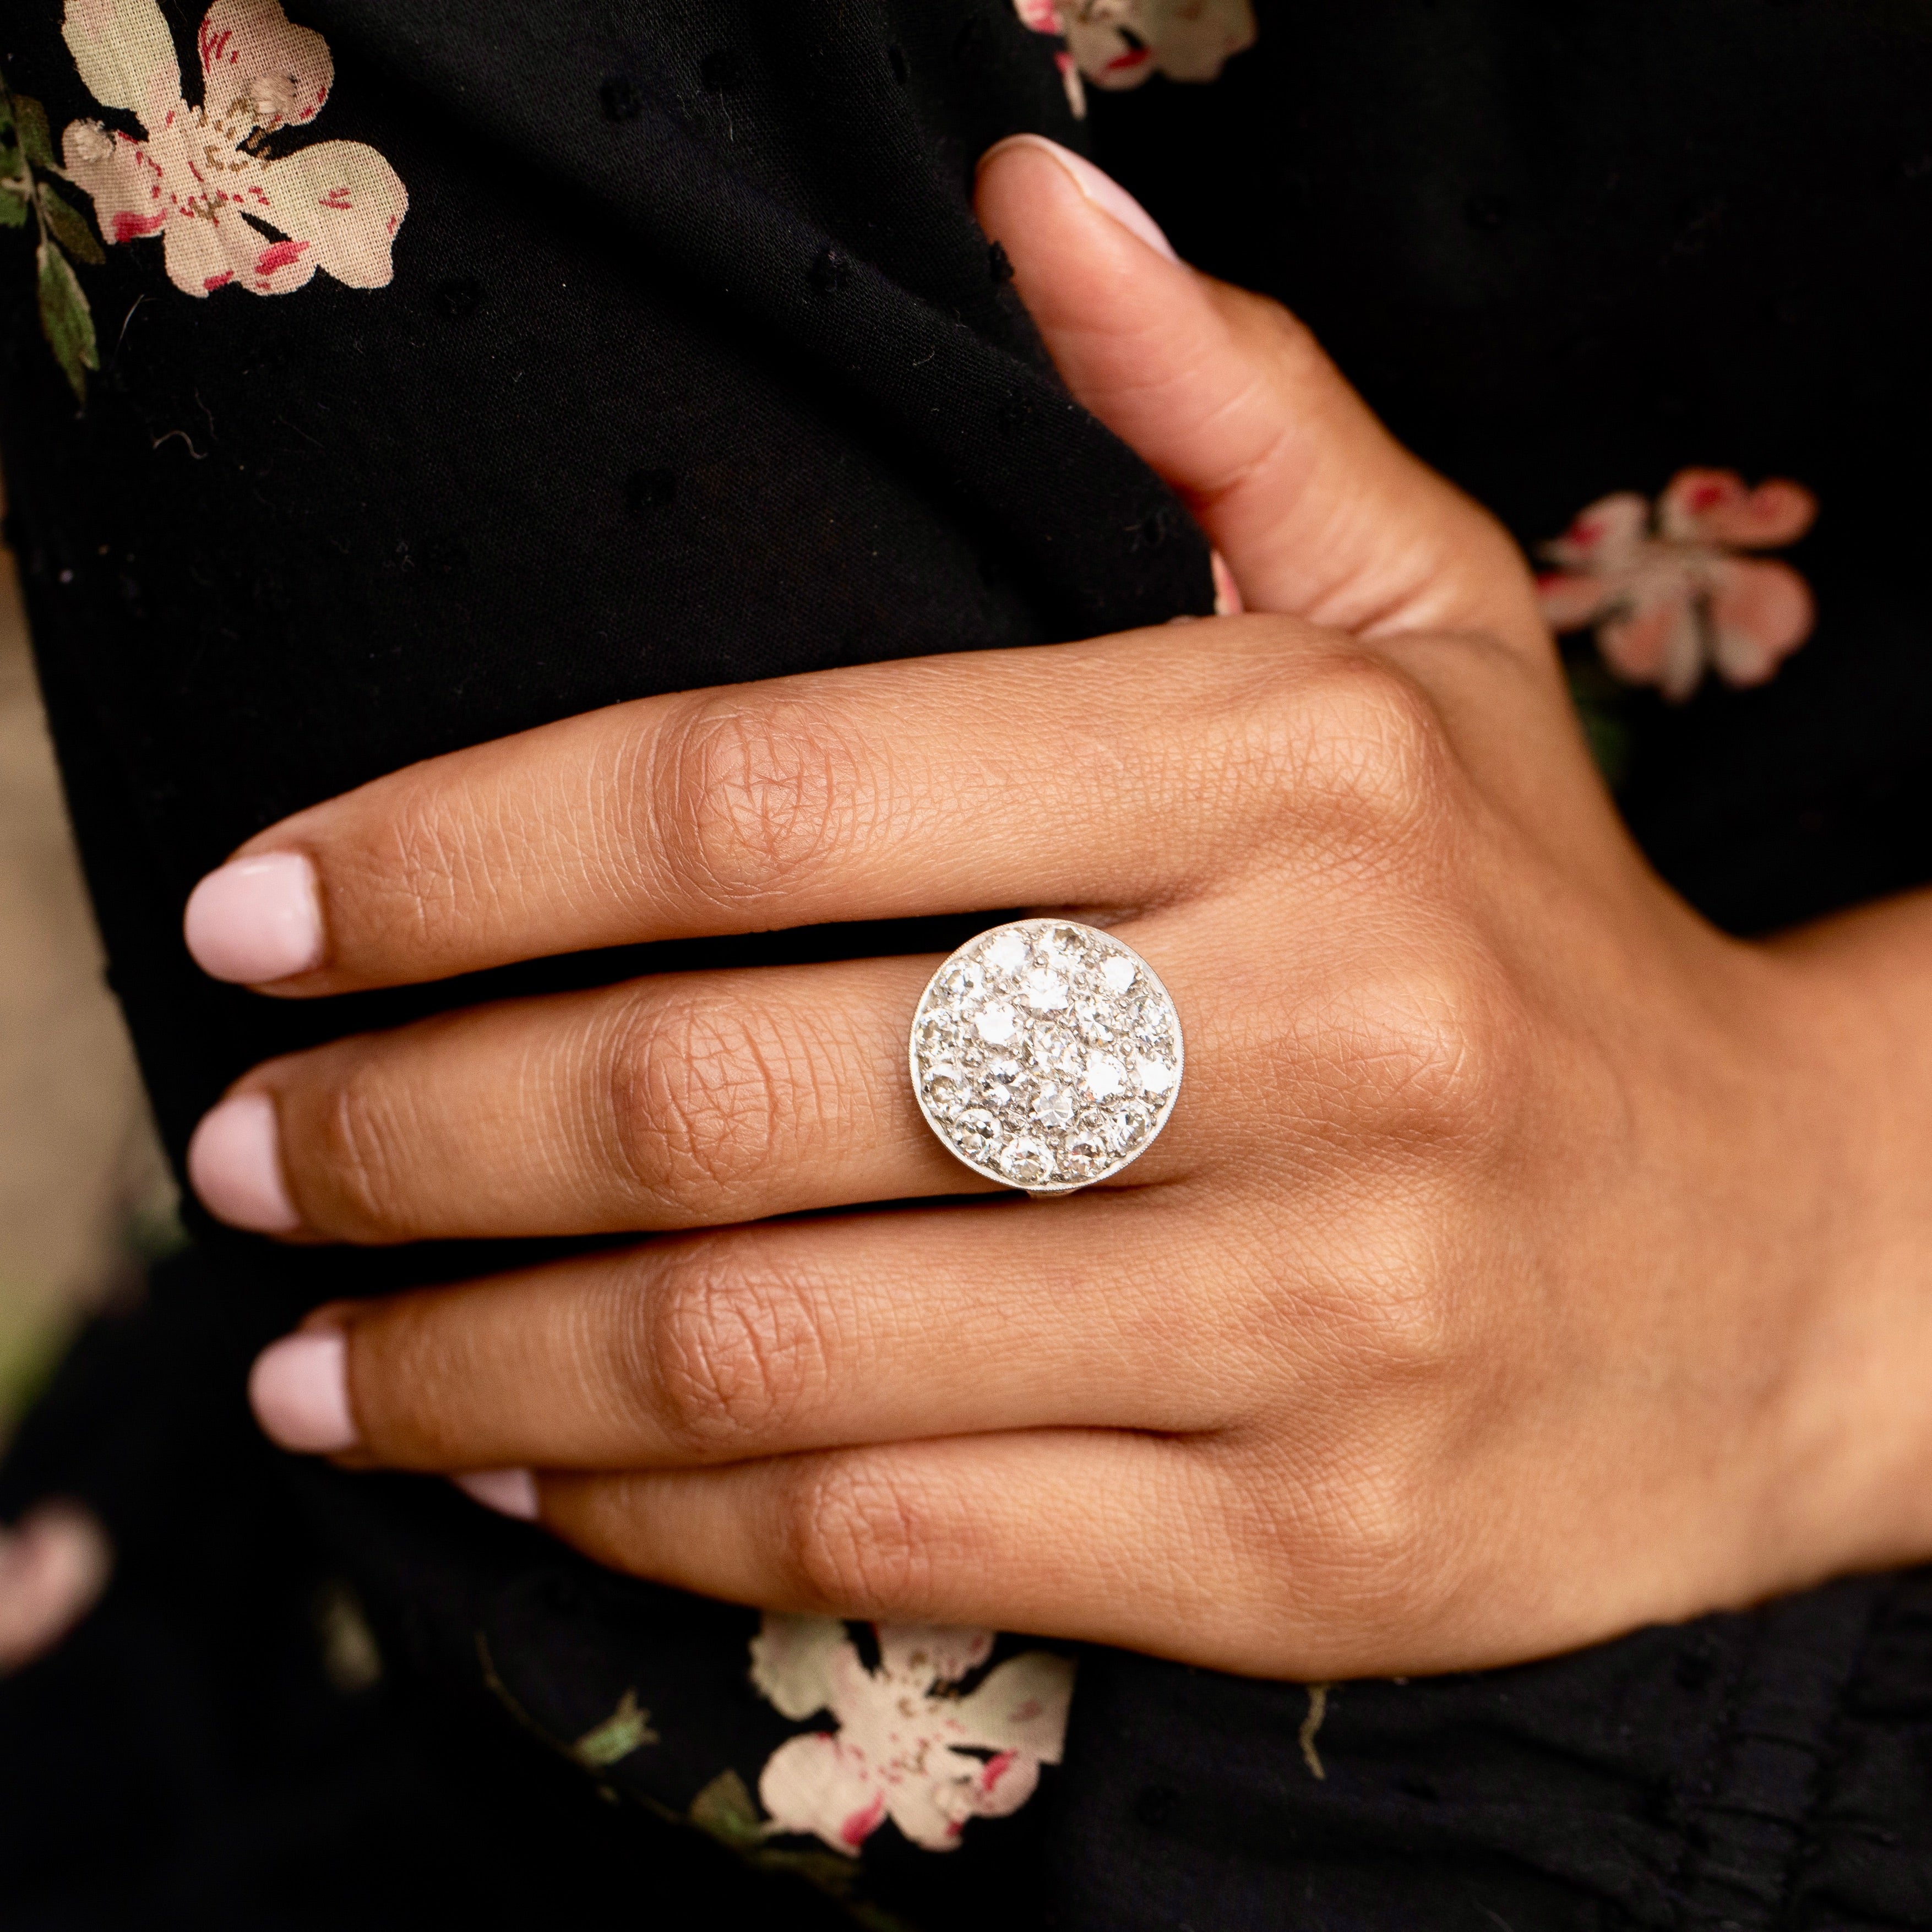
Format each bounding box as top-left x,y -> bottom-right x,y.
910,919 -> 1183,1193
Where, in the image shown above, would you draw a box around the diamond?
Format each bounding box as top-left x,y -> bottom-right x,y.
923,1061 -> 970,1104
1131,1004 -> 1173,1055
1062,1130 -> 1109,1179
952,1107 -> 1000,1160
1074,996 -> 1115,1045
981,1054 -> 1026,1113
986,930 -> 1030,977
911,919 -> 1183,1193
941,959 -> 987,1001
1021,969 -> 1069,1013
975,1004 -> 1019,1046
983,1081 -> 1019,1113
998,1136 -> 1055,1185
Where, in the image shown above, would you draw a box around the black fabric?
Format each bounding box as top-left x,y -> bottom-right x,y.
0,1264 -> 858,1932
4,2 -> 1932,1926
1095,1 -> 1932,939
1058,1581 -> 1932,1931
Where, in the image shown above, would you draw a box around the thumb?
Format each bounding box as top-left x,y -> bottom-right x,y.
975,136 -> 1544,655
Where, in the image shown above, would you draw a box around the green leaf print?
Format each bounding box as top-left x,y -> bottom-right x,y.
37,242 -> 98,404
570,1689 -> 658,1770
40,186 -> 104,266
3,61 -> 109,401
688,1770 -> 766,1850
12,94 -> 53,170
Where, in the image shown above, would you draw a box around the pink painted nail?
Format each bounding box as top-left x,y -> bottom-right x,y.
982,133 -> 1179,263
184,851 -> 325,984
188,1092 -> 302,1234
0,1501 -> 114,1675
454,1470 -> 541,1522
249,1331 -> 358,1454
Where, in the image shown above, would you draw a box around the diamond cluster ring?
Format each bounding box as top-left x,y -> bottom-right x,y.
909,919 -> 1184,1197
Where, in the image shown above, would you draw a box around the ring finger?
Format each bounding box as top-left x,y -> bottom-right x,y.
190,902 -> 1221,1240
192,954 -> 982,1240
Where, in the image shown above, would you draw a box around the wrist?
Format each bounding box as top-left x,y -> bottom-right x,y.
1747,896 -> 1932,1588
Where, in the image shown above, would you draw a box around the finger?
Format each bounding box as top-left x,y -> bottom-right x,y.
0,1502 -> 113,1675
535,1433 -> 1291,1672
191,877 -> 1236,1243
192,955 -> 1002,1241
974,137 -> 1546,655
183,620 -> 1315,994
249,1199 -> 1255,1474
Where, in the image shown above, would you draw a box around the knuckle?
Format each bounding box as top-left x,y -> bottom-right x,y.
354,787 -> 462,945
303,1063 -> 425,1238
648,692 -> 867,909
1320,1453 -> 1428,1583
353,1292 -> 487,1461
1281,653 -> 1456,846
641,1246 -> 833,1455
1336,1223 -> 1471,1384
605,992 -> 801,1214
779,1460 -> 939,1615
1304,1452 -> 1459,1631
1255,296 -> 1325,374
1231,1423 -> 1461,1640
357,774 -> 525,955
1315,954 -> 1517,1149
1264,1199 -> 1468,1394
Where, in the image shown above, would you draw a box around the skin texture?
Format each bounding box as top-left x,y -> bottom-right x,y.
187,140 -> 1932,1680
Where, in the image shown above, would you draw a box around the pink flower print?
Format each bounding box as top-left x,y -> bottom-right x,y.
1015,0 -> 1257,117
1013,0 -> 1091,115
1538,469 -> 1819,701
749,1616 -> 1075,1855
58,0 -> 406,299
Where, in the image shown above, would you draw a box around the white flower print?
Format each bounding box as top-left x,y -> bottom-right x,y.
749,1616 -> 1075,1855
59,0 -> 406,298
1016,0 -> 1258,117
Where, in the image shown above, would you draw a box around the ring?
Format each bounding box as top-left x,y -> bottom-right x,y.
910,919 -> 1184,1197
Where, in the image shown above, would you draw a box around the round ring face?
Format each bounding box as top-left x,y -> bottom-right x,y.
910,919 -> 1184,1194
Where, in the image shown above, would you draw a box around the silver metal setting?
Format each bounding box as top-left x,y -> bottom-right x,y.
909,919 -> 1184,1197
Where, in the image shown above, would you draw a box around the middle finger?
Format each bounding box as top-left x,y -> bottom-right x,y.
186,623 -> 1315,996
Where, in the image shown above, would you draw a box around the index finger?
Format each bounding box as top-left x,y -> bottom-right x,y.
183,618 -> 1316,997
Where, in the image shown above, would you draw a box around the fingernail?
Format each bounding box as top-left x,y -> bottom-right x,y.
249,1330 -> 357,1454
454,1470 -> 541,1522
1212,551 -> 1246,616
188,1092 -> 302,1234
982,133 -> 1178,263
184,851 -> 324,984
0,1501 -> 114,1675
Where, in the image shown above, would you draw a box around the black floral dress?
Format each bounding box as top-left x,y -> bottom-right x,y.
3,3 -> 1931,1928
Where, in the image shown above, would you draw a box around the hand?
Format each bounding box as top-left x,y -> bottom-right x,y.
179,141 -> 1932,1679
